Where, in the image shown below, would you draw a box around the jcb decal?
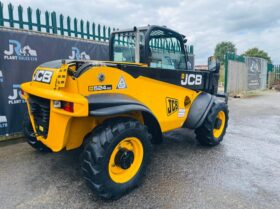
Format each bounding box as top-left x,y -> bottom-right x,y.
166,97 -> 179,116
33,70 -> 53,83
181,73 -> 202,86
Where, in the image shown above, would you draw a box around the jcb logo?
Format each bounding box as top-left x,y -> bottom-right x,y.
181,73 -> 202,86
33,70 -> 53,83
8,84 -> 25,104
166,97 -> 178,116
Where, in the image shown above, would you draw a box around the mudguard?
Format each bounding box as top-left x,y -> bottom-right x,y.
87,93 -> 162,143
184,92 -> 214,129
88,93 -> 149,115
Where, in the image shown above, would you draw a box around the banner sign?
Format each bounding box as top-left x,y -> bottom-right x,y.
0,28 -> 109,136
246,57 -> 262,90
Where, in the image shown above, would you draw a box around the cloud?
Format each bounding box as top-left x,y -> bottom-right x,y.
2,0 -> 279,64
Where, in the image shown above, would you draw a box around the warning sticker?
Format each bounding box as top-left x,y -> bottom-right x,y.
117,76 -> 127,89
178,108 -> 186,118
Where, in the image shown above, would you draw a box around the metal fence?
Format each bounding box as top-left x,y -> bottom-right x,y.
224,52 -> 268,96
0,2 -> 112,41
0,1 -> 194,54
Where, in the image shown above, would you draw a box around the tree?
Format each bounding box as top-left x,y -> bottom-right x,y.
242,47 -> 272,63
214,41 -> 236,64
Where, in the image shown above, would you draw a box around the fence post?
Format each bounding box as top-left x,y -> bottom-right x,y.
103,25 -> 106,41
27,7 -> 33,30
51,12 -> 57,34
59,14 -> 64,35
74,18 -> 78,37
224,52 -> 228,93
86,21 -> 90,39
108,27 -> 111,40
0,2 -> 3,26
97,24 -> 101,41
18,5 -> 24,29
92,22 -> 96,40
36,9 -> 41,31
45,11 -> 50,33
67,16 -> 71,36
8,3 -> 14,27
190,45 -> 194,54
80,19 -> 84,38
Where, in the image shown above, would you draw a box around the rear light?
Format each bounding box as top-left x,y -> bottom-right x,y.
62,101 -> 74,112
53,101 -> 74,112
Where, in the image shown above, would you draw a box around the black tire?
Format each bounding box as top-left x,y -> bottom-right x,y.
195,101 -> 229,146
23,113 -> 51,152
81,118 -> 152,200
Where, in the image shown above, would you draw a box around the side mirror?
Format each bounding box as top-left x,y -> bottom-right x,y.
208,56 -> 220,73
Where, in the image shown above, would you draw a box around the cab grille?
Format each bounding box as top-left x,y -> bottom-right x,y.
28,95 -> 50,138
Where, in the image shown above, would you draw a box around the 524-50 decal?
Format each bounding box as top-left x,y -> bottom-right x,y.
88,85 -> 112,91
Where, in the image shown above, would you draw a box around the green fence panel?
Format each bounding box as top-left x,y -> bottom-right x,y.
224,52 -> 245,93
0,1 -> 194,50
0,1 -> 111,42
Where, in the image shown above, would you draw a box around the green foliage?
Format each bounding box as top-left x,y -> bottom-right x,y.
242,47 -> 272,63
214,42 -> 236,64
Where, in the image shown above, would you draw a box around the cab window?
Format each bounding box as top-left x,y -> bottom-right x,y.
148,30 -> 186,70
113,32 -> 136,62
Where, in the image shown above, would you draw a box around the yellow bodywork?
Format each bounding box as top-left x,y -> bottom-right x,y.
21,61 -> 201,152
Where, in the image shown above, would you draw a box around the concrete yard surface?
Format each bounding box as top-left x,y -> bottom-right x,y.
0,91 -> 279,209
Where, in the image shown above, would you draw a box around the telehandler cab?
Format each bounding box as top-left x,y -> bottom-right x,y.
21,25 -> 229,199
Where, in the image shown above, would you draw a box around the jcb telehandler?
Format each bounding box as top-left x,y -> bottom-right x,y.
21,25 -> 228,199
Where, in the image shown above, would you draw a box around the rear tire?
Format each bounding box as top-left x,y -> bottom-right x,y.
195,101 -> 229,146
23,113 -> 51,152
81,118 -> 152,200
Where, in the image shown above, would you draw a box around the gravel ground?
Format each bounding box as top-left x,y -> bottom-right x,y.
0,91 -> 279,209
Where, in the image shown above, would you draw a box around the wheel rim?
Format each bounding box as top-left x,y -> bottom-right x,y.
213,111 -> 226,138
108,137 -> 144,183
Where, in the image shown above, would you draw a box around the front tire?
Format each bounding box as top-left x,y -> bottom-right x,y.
195,101 -> 229,146
81,118 -> 152,200
23,113 -> 51,152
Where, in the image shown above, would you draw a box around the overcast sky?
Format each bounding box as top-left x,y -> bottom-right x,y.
2,0 -> 280,64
